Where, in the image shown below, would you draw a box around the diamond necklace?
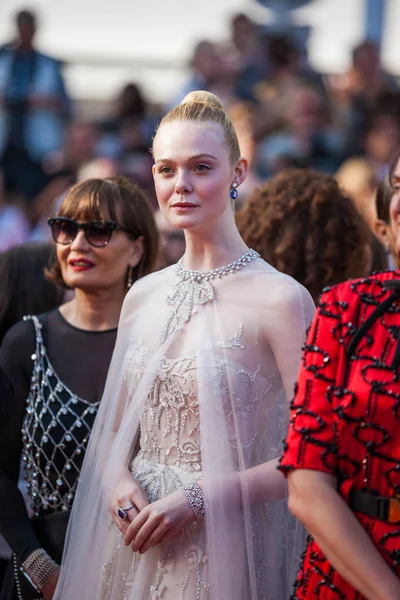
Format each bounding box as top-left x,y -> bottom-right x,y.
160,248 -> 260,343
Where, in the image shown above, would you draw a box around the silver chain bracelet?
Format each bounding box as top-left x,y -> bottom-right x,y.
21,548 -> 59,592
182,481 -> 205,520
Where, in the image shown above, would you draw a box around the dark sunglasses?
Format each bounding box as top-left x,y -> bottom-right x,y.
48,217 -> 124,248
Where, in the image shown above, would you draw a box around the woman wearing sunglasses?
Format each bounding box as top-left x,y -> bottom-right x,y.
0,176 -> 158,600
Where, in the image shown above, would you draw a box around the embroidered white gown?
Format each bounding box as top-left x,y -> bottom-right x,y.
55,255 -> 315,600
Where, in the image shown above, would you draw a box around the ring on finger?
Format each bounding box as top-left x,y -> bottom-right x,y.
118,504 -> 136,521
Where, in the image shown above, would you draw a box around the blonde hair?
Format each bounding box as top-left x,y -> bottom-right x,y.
154,90 -> 241,164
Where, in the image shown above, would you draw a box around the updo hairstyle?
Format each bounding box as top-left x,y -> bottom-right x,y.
153,91 -> 241,165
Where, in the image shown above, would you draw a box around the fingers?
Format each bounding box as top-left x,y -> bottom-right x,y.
130,486 -> 150,512
124,508 -> 149,546
136,523 -> 167,554
112,504 -> 139,535
110,493 -> 139,533
109,477 -> 150,534
126,507 -> 172,554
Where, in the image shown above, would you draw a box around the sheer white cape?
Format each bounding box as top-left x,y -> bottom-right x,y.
54,257 -> 315,600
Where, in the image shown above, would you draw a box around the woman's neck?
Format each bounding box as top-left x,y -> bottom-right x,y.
59,287 -> 125,331
182,211 -> 249,271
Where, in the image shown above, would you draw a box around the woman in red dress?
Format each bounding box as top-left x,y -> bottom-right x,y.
280,152 -> 400,600
280,270 -> 400,600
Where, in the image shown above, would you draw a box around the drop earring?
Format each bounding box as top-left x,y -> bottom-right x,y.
230,182 -> 238,200
127,266 -> 133,289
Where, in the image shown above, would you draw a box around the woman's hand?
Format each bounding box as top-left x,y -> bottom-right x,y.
41,567 -> 60,600
110,468 -> 150,535
124,488 -> 197,554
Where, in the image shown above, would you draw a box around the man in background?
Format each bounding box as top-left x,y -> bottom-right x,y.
0,9 -> 71,204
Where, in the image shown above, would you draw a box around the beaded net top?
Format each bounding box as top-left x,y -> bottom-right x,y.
22,316 -> 100,518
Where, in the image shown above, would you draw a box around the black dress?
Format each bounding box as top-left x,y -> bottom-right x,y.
0,309 -> 117,599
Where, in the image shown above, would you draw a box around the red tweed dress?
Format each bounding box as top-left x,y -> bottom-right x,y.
280,271 -> 400,599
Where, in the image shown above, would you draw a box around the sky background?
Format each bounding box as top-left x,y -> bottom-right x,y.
0,0 -> 398,104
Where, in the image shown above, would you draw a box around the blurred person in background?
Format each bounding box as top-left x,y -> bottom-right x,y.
168,41 -> 221,109
328,40 -> 400,149
362,106 -> 400,182
246,34 -> 301,134
347,41 -> 399,104
167,40 -> 240,110
255,83 -> 344,178
97,83 -> 159,195
336,157 -> 389,272
153,208 -> 185,269
236,168 -> 372,303
0,168 -> 30,251
97,83 -> 159,159
43,121 -> 98,181
0,241 -> 64,345
336,157 -> 378,230
0,177 -> 158,600
0,9 -> 71,205
230,13 -> 263,70
228,13 -> 266,102
247,34 -> 324,138
28,121 -> 101,241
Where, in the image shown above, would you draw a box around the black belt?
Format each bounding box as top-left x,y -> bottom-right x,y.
349,489 -> 400,524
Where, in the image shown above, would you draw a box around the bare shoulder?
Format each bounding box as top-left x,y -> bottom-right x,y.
250,267 -> 315,350
128,265 -> 175,297
259,269 -> 314,315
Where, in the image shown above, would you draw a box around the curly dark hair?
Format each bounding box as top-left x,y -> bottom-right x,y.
236,169 -> 372,302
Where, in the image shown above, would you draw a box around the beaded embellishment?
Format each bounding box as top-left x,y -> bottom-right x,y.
22,315 -> 100,517
182,481 -> 205,520
160,249 -> 259,343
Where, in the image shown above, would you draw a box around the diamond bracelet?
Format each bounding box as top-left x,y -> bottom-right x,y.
182,481 -> 206,520
21,548 -> 59,591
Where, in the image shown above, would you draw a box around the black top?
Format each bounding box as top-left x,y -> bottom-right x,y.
0,309 -> 117,562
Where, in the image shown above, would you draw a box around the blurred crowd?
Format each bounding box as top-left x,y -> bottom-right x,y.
1,6 -> 400,582
0,8 -> 399,268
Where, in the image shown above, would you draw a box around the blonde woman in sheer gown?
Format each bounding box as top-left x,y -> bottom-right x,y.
54,91 -> 315,600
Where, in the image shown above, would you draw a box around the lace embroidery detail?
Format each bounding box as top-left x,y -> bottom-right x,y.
22,315 -> 99,517
125,339 -> 201,472
124,324 -> 277,473
179,546 -> 209,599
215,322 -> 244,349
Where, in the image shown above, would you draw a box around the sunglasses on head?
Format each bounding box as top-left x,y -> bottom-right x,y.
48,217 -> 124,248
